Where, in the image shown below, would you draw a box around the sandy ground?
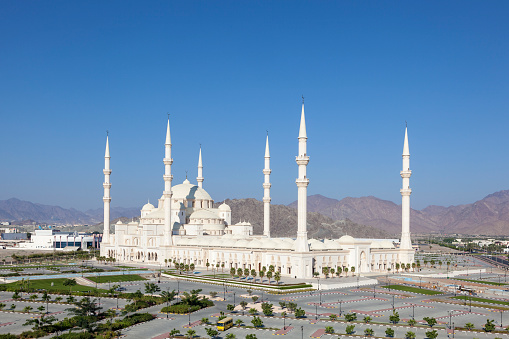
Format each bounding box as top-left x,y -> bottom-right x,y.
0,248 -> 54,263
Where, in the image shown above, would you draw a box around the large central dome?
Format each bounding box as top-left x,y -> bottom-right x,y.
172,179 -> 212,201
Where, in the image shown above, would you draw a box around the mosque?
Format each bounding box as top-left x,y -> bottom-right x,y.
99,103 -> 414,279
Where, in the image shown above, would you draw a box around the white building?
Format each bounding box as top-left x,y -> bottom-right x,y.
18,230 -> 100,250
100,102 -> 414,278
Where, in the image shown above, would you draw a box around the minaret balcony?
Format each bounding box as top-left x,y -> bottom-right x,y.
263,169 -> 272,175
400,170 -> 412,178
295,156 -> 309,165
103,197 -> 111,202
263,197 -> 271,203
103,183 -> 111,189
400,188 -> 412,195
163,174 -> 173,181
103,169 -> 112,175
296,178 -> 310,187
163,158 -> 173,165
263,183 -> 271,189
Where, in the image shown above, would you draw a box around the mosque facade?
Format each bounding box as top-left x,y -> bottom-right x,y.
100,103 -> 414,279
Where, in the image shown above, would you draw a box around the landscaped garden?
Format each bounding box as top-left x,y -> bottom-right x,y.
87,274 -> 146,283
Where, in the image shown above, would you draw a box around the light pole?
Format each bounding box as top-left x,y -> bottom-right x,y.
452,322 -> 455,338
315,303 -> 318,320
392,295 -> 395,310
448,311 -> 452,329
419,277 -> 422,289
501,310 -> 503,328
283,312 -> 286,330
233,292 -> 236,305
339,300 -> 342,316
412,305 -> 414,319
373,285 -> 376,298
116,294 -> 119,309
188,311 -> 190,326
301,325 -> 303,339
469,296 -> 472,312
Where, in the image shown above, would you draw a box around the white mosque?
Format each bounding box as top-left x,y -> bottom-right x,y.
100,103 -> 414,279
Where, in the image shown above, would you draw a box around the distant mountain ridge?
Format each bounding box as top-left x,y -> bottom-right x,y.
288,191 -> 509,235
0,198 -> 140,225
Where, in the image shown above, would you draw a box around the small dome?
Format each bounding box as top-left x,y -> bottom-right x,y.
338,235 -> 355,243
218,203 -> 231,211
183,178 -> 191,184
116,220 -> 123,224
310,240 -> 326,250
142,202 -> 155,211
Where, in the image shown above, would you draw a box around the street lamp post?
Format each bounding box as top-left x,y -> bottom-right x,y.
301,325 -> 303,339
283,312 -> 286,330
453,322 -> 455,338
501,310 -> 503,328
448,311 -> 452,329
315,303 -> 318,320
233,292 -> 236,305
469,296 -> 472,312
419,277 -> 422,289
373,285 -> 376,298
188,311 -> 191,326
116,294 -> 119,309
339,300 -> 342,316
412,305 -> 414,319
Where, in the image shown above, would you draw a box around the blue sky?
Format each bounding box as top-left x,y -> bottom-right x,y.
1,1 -> 508,211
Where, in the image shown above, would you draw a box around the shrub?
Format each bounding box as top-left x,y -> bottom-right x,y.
364,328 -> 374,336
345,313 -> 357,322
405,331 -> 416,339
345,325 -> 355,334
385,328 -> 395,337
251,316 -> 263,328
425,330 -> 438,339
325,326 -> 334,334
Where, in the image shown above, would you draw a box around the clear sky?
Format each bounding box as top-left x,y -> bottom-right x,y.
1,1 -> 508,211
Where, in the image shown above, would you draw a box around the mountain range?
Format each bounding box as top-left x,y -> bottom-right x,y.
3,189 -> 509,235
288,190 -> 509,236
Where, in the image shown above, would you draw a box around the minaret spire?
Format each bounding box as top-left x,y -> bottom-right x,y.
102,133 -> 112,244
400,125 -> 413,261
197,145 -> 204,188
163,116 -> 174,246
263,132 -> 271,237
295,100 -> 309,252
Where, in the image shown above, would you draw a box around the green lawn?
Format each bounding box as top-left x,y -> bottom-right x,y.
87,274 -> 146,283
6,278 -> 108,293
454,278 -> 506,286
381,285 -> 443,295
452,296 -> 509,306
115,266 -> 149,270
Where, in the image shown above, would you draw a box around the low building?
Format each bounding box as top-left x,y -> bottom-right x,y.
18,230 -> 101,250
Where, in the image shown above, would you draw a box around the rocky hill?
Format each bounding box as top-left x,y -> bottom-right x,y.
215,198 -> 392,238
289,191 -> 509,236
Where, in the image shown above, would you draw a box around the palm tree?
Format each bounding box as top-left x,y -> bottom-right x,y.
63,278 -> 77,295
266,271 -> 273,284
336,267 -> 342,278
251,269 -> 257,283
274,271 -> 281,285
259,270 -> 265,283
237,268 -> 243,279
344,267 -> 349,277
330,268 -> 335,278
350,266 -> 355,276
230,267 -> 236,279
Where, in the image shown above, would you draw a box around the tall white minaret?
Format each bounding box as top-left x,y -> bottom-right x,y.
197,146 -> 204,188
295,99 -> 309,252
102,134 -> 111,244
163,118 -> 173,246
400,125 -> 412,251
263,133 -> 271,238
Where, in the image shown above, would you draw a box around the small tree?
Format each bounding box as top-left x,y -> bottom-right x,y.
363,315 -> 372,323
235,319 -> 243,326
248,308 -> 257,315
465,322 -> 474,330
423,316 -> 437,328
330,268 -> 335,277
237,268 -> 243,278
345,312 -> 357,322
294,307 -> 305,318
227,304 -> 235,311
385,328 -> 395,337
325,326 -> 334,334
345,324 -> 355,334
404,331 -> 416,339
426,329 -> 438,339
169,329 -> 180,336
0,303 -> 5,310
251,269 -> 257,282
201,317 -> 209,324
344,267 -> 349,276
37,305 -> 45,313
63,278 -> 77,295
23,306 -> 33,313
389,311 -> 400,324
336,267 -> 342,277
251,316 -> 263,328
351,266 -> 355,276
206,262 -> 210,270
225,334 -> 236,339
364,328 -> 374,336
186,329 -> 196,338
245,335 -> 257,339
252,296 -> 259,303
205,327 -> 219,338
329,314 -> 337,320
266,271 -> 273,284
484,319 -> 496,332
407,318 -> 417,327
395,263 -> 400,273
261,302 -> 273,316
209,291 -> 218,298
240,301 -> 248,310
230,267 -> 236,279
259,270 -> 265,282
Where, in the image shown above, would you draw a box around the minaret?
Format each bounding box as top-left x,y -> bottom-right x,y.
400,125 -> 412,251
163,118 -> 173,246
295,99 -> 309,252
197,146 -> 204,188
263,133 -> 271,238
102,134 -> 111,244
